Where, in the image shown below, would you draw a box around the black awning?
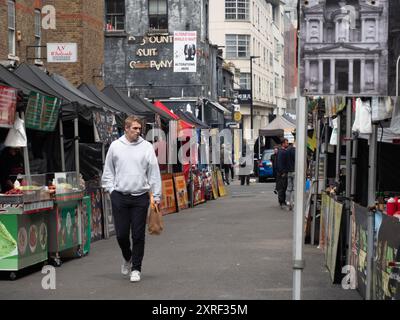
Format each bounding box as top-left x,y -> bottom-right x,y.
258,129 -> 284,137
175,110 -> 209,129
102,86 -> 150,117
15,64 -> 98,107
131,95 -> 174,121
78,83 -> 126,114
0,64 -> 48,96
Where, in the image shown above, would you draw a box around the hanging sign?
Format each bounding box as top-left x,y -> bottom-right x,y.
47,43 -> 77,63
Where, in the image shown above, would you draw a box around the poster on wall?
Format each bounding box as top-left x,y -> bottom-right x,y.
161,174 -> 177,215
173,173 -> 189,211
373,212 -> 400,300
93,110 -> 119,145
173,31 -> 197,73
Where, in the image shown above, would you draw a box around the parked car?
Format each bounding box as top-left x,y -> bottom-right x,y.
258,149 -> 275,182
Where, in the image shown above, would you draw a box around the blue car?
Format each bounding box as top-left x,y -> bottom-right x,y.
258,149 -> 275,182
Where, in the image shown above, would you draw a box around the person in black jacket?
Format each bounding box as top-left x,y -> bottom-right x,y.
285,144 -> 296,211
275,139 -> 289,208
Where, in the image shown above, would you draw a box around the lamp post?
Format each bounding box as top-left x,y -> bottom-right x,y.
250,56 -> 260,139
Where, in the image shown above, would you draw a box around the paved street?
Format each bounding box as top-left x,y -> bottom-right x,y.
0,181 -> 361,300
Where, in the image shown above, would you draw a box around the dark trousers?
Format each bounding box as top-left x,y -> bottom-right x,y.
276,172 -> 288,205
240,175 -> 250,185
223,164 -> 231,184
111,191 -> 150,272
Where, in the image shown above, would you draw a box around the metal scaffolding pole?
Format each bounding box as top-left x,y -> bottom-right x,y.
293,96 -> 307,300
324,117 -> 329,189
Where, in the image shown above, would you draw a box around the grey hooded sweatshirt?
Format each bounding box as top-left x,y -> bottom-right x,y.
101,135 -> 162,201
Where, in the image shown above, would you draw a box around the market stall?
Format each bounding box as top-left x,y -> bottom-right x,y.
0,174 -> 53,279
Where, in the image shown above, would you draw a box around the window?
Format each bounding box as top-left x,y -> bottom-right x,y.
34,9 -> 41,59
270,51 -> 273,66
149,0 -> 168,31
8,0 -> 15,56
225,0 -> 249,20
239,73 -> 251,89
105,0 -> 125,31
270,82 -> 273,97
226,34 -> 250,58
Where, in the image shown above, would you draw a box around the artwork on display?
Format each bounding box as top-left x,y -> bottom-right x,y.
93,110 -> 119,145
88,188 -> 104,242
173,173 -> 189,211
0,86 -> 17,128
173,31 -> 197,73
299,0 -> 389,96
373,212 -> 400,300
350,202 -> 369,298
211,171 -> 219,200
319,193 -> 328,250
160,174 -> 177,215
102,191 -> 115,238
216,170 -> 227,197
325,197 -> 343,283
193,170 -> 206,206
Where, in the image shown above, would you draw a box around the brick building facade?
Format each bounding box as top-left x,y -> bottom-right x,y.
0,0 -> 104,88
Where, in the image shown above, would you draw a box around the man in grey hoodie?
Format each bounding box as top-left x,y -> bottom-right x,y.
102,116 -> 162,283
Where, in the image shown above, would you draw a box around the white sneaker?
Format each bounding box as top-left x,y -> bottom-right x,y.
130,270 -> 141,282
121,259 -> 131,276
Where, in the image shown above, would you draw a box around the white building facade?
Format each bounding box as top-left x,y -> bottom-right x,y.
209,0 -> 286,141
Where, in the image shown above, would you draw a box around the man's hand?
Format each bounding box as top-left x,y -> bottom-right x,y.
153,200 -> 161,211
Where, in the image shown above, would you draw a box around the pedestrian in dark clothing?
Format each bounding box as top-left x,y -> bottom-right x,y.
102,116 -> 162,283
286,144 -> 296,210
275,139 -> 289,208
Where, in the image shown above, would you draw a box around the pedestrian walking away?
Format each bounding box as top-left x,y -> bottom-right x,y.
285,143 -> 296,211
102,116 -> 162,283
275,138 -> 289,209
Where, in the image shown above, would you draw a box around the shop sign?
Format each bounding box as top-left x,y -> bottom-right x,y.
236,90 -> 252,104
173,31 -> 197,73
233,111 -> 242,122
47,43 -> 77,63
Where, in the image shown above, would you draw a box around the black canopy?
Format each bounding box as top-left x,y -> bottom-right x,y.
0,64 -> 48,96
131,95 -> 175,121
175,110 -> 209,129
78,83 -> 128,114
102,86 -> 152,117
15,63 -> 99,121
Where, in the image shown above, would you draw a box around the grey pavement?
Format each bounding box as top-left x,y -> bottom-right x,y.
0,180 -> 361,300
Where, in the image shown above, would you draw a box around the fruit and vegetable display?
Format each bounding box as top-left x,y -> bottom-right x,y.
5,189 -> 23,195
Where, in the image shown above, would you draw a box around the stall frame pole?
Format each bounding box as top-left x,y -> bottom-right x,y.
336,114 -> 341,183
311,117 -> 320,245
74,111 -> 80,184
20,111 -> 31,185
324,117 -> 329,189
293,96 -> 307,300
59,118 -> 66,172
345,99 -> 352,266
366,124 -> 377,300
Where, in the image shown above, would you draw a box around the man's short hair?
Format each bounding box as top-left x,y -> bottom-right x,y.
282,138 -> 289,144
125,116 -> 142,129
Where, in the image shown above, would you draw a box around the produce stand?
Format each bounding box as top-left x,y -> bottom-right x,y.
0,175 -> 53,280
47,172 -> 84,266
